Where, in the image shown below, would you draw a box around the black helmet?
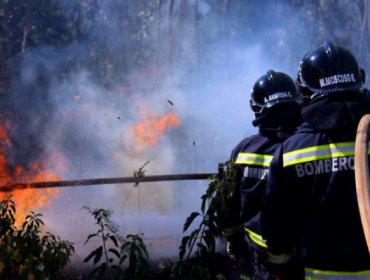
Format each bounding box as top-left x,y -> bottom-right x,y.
250,70 -> 301,115
296,41 -> 365,103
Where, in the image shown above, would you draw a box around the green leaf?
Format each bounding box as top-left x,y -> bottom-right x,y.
183,212 -> 200,232
93,246 -> 103,264
84,233 -> 99,245
119,254 -> 128,265
108,248 -> 120,259
83,246 -> 103,264
201,195 -> 207,214
107,234 -> 118,247
179,236 -> 189,260
203,230 -> 216,253
189,229 -> 199,244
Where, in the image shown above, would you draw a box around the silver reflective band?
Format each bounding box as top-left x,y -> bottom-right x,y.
268,252 -> 293,265
236,152 -> 273,167
283,142 -> 357,167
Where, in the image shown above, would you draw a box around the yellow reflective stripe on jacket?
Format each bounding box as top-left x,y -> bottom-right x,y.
268,252 -> 293,265
305,267 -> 370,280
283,142 -> 356,167
244,227 -> 267,248
235,152 -> 273,167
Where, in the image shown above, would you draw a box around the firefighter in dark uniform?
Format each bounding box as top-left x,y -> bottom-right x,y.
224,70 -> 302,279
261,42 -> 370,279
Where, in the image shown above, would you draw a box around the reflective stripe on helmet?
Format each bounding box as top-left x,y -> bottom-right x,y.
305,267 -> 370,279
283,142 -> 358,167
244,227 -> 267,248
236,152 -> 273,167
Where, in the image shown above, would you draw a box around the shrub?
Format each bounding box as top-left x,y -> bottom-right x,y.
0,195 -> 75,280
83,207 -> 149,280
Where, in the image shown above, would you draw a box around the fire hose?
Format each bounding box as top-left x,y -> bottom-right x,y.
0,172 -> 219,193
355,114 -> 370,253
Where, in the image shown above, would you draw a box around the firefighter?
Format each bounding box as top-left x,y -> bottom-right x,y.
224,70 -> 302,279
261,41 -> 370,279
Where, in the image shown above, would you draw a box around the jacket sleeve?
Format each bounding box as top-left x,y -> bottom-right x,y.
221,160 -> 243,235
219,148 -> 245,240
260,145 -> 302,265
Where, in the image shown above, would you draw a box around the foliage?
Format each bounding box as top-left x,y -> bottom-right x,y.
83,207 -> 149,280
0,195 -> 75,280
0,0 -> 369,90
133,160 -> 150,187
172,162 -> 244,279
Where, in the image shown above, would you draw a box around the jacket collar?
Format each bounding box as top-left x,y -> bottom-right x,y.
301,93 -> 369,130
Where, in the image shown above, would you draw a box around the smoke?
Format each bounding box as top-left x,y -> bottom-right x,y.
3,0 -> 368,270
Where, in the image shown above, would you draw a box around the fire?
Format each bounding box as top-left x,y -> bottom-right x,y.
132,102 -> 181,148
0,121 -> 61,226
133,111 -> 181,146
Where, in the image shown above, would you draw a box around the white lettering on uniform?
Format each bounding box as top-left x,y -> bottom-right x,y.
338,157 -> 347,170
332,157 -> 338,172
244,166 -> 269,179
296,164 -> 305,177
305,162 -> 314,175
314,160 -> 324,173
348,156 -> 355,169
294,156 -> 355,177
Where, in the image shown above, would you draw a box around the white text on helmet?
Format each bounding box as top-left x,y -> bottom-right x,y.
318,73 -> 356,88
263,92 -> 293,103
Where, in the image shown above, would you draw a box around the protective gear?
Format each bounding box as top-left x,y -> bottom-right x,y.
226,70 -> 303,280
250,70 -> 301,115
229,127 -> 302,279
296,41 -> 365,103
261,83 -> 370,278
270,259 -> 304,280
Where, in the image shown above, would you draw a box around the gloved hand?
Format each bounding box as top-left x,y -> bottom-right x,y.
226,241 -> 233,255
226,231 -> 250,261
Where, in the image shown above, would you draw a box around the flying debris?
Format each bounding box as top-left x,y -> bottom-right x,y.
167,99 -> 174,106
193,141 -> 196,146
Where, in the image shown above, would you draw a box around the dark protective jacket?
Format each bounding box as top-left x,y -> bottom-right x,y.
230,130 -> 286,250
261,92 -> 370,279
227,103 -> 302,251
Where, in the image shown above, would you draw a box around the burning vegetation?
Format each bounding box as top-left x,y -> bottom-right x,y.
0,119 -> 60,226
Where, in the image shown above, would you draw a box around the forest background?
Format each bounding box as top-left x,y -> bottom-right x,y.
0,0 -> 369,275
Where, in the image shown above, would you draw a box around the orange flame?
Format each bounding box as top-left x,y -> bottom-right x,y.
133,111 -> 181,146
122,100 -> 182,158
0,121 -> 61,226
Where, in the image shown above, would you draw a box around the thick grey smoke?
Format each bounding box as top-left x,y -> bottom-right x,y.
4,0 -> 369,269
